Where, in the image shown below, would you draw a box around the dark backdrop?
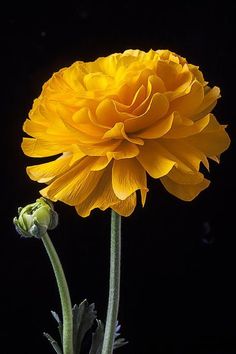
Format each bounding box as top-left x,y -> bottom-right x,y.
1,1 -> 236,353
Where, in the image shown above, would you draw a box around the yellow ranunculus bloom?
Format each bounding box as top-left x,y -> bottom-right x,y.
22,49 -> 230,217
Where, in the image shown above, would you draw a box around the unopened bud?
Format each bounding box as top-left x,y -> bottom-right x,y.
13,197 -> 58,238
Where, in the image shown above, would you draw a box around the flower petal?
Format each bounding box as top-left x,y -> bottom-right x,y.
124,93 -> 169,133
112,193 -> 137,216
27,155 -> 72,183
40,157 -> 103,205
107,140 -> 140,160
191,86 -> 220,121
136,112 -> 174,139
170,80 -> 204,117
160,138 -> 208,170
184,114 -> 230,157
22,138 -> 69,157
160,175 -> 210,201
164,114 -> 210,139
137,140 -> 176,178
167,166 -> 204,185
96,99 -> 129,127
112,158 -> 148,201
103,122 -> 144,145
75,164 -> 121,217
78,139 -> 122,156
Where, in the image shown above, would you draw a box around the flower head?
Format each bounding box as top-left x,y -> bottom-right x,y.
13,197 -> 58,238
22,49 -> 230,217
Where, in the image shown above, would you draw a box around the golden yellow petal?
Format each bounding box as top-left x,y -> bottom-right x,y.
75,164 -> 120,217
112,158 -> 148,200
184,114 -> 230,157
160,138 -> 208,170
156,60 -> 192,92
136,112 -> 174,139
84,72 -> 114,91
72,107 -> 91,124
27,154 -> 72,183
146,75 -> 166,94
170,80 -> 204,117
124,93 -> 169,133
112,85 -> 146,114
137,140 -> 176,178
106,140 -> 140,160
62,62 -> 87,93
160,175 -> 210,201
191,86 -> 220,121
131,75 -> 165,116
23,119 -> 48,138
103,122 -> 144,145
96,99 -> 129,127
90,156 -> 111,171
167,166 -> 204,185
164,114 -> 210,139
78,139 -> 122,156
22,138 -> 69,157
156,60 -> 182,90
41,157 -> 104,206
111,192 -> 137,217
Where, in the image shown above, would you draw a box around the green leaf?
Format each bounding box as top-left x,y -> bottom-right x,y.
43,332 -> 63,354
73,299 -> 97,354
89,320 -> 104,354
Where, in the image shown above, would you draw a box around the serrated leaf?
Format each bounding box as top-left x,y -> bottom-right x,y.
43,332 -> 63,354
73,299 -> 97,354
89,320 -> 104,354
114,321 -> 128,350
51,310 -> 63,343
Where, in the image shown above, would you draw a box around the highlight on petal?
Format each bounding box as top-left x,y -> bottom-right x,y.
169,80 -> 204,117
163,114 -> 210,139
40,157 -> 104,206
112,158 -> 148,201
22,138 -> 69,157
136,112 -> 174,139
184,114 -> 230,158
106,140 -> 140,160
160,175 -> 210,201
75,164 -> 124,217
124,93 -> 169,133
191,86 -> 220,121
27,154 -> 73,183
112,192 -> 137,217
137,140 -> 176,178
21,49 -> 230,216
160,139 -> 209,171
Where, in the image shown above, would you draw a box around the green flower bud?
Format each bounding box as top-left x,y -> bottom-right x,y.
13,197 -> 58,238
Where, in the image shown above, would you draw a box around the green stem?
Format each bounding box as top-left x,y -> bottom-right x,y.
102,210 -> 121,354
42,232 -> 73,354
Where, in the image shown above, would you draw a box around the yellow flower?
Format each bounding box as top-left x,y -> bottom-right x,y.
22,49 -> 230,217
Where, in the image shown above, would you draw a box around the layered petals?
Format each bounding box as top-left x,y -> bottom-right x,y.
22,49 -> 230,217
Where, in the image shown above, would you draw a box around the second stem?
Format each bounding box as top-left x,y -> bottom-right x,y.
102,210 -> 121,354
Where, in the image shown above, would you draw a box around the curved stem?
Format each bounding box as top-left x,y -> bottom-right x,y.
102,210 -> 121,354
42,232 -> 73,354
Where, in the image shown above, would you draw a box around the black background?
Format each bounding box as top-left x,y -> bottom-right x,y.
1,1 -> 236,353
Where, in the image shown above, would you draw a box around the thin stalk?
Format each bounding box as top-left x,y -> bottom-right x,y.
101,210 -> 121,354
42,232 -> 73,354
